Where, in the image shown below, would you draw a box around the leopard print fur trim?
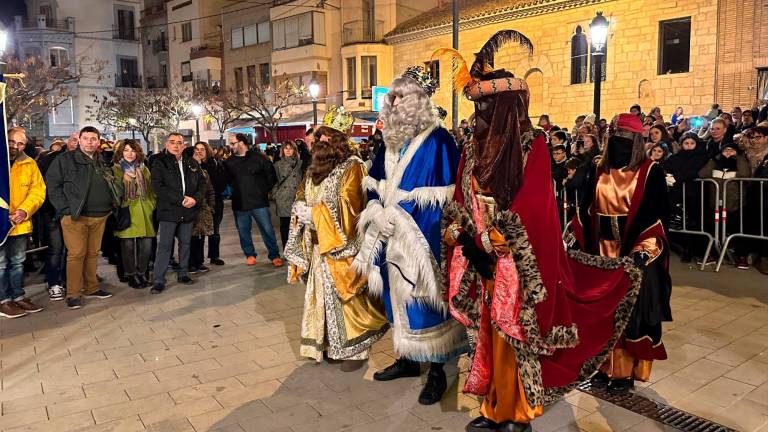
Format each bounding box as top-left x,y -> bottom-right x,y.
440,199 -> 481,325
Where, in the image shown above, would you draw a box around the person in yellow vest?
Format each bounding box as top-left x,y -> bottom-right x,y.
0,127 -> 46,319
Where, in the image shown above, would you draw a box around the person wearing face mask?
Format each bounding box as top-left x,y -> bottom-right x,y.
699,142 -> 752,269
571,113 -> 672,395
662,133 -> 711,262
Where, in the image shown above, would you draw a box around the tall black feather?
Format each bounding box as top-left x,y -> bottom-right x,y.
470,30 -> 534,79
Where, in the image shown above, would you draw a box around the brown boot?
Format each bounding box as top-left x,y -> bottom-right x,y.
0,302 -> 28,319
15,298 -> 44,313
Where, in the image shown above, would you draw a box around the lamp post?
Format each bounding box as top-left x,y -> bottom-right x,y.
127,118 -> 137,140
191,104 -> 202,143
589,11 -> 609,125
309,81 -> 320,127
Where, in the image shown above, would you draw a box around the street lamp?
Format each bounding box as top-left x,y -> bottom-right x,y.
127,118 -> 137,140
590,11 -> 609,125
309,81 -> 320,127
191,104 -> 203,143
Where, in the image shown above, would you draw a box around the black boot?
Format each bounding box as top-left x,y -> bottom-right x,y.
417,363 -> 447,405
136,274 -> 150,288
589,371 -> 610,389
128,275 -> 145,289
466,416 -> 499,432
498,421 -> 532,432
607,377 -> 634,394
373,358 -> 420,381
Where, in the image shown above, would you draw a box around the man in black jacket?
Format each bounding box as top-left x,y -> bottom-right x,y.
46,126 -> 122,309
150,133 -> 206,294
224,133 -> 282,267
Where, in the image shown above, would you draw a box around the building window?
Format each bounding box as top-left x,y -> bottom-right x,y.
247,65 -> 257,91
234,67 -> 244,92
232,27 -> 243,49
346,57 -> 356,99
115,7 -> 136,40
49,47 -> 69,68
244,24 -> 258,46
257,21 -> 270,44
361,56 -> 377,98
181,61 -> 192,82
658,18 -> 691,74
181,22 -> 192,42
570,25 -> 588,85
272,12 -> 324,50
259,63 -> 270,85
117,57 -> 140,88
424,60 -> 440,87
52,97 -> 74,125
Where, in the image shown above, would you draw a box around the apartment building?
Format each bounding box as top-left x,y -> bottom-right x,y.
13,0 -> 143,142
140,0 -> 169,90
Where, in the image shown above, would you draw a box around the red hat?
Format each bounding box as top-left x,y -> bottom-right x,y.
615,113 -> 643,133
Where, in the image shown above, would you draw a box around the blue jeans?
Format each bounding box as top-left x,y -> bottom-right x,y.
1,235 -> 28,303
234,207 -> 280,260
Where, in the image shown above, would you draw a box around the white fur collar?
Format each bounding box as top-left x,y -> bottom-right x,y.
382,122 -> 438,206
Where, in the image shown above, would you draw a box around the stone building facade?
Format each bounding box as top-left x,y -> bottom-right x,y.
385,0 -> 766,127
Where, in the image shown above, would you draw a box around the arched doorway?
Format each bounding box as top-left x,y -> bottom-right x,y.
525,68 -> 544,118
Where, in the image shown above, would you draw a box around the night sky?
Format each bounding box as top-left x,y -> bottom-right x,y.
0,0 -> 27,26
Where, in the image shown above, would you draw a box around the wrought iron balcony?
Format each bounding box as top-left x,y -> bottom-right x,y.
113,26 -> 139,41
115,74 -> 142,88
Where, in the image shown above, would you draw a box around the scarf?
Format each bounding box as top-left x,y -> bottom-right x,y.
120,159 -> 147,200
745,142 -> 768,172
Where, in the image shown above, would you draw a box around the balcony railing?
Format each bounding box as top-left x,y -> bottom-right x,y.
190,44 -> 222,60
146,75 -> 168,89
151,37 -> 168,53
141,4 -> 165,20
18,18 -> 70,30
115,74 -> 142,88
342,19 -> 384,45
113,26 -> 139,41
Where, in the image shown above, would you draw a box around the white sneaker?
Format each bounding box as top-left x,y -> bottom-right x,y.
48,285 -> 65,301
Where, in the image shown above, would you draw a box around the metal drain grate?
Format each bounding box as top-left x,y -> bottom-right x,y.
577,381 -> 736,432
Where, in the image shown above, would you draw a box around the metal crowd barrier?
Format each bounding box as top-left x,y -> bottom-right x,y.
668,179 -> 721,271
715,178 -> 768,272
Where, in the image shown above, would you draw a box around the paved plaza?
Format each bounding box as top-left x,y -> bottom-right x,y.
1,206 -> 767,432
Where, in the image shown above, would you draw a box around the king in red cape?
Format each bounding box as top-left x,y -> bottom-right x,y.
437,32 -> 649,432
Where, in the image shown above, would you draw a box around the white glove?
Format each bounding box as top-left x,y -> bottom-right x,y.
373,207 -> 396,237
295,203 -> 314,228
665,174 -> 676,187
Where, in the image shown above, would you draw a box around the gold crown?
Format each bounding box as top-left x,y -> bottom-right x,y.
323,105 -> 354,134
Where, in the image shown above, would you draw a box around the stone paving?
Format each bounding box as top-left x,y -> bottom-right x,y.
1,206 -> 767,432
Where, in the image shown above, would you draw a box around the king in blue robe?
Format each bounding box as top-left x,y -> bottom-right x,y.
354,66 -> 467,405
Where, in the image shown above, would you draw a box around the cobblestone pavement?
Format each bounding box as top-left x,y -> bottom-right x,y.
1,206 -> 767,432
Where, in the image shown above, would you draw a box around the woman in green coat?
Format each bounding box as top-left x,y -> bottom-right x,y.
112,140 -> 156,289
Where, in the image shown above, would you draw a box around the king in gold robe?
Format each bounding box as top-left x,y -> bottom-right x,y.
285,126 -> 388,366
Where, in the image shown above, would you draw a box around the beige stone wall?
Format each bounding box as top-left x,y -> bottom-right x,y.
391,0 -> 719,127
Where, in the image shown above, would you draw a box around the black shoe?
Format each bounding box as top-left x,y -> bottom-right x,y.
128,275 -> 145,289
150,284 -> 165,294
137,274 -> 150,288
86,290 -> 113,299
607,377 -> 634,394
66,297 -> 83,309
590,371 -> 610,389
169,260 -> 179,270
177,276 -> 194,285
373,358 -> 421,381
417,366 -> 447,405
466,416 -> 499,432
210,258 -> 225,266
498,421 -> 532,432
196,265 -> 210,273
118,275 -> 129,283
189,267 -> 200,274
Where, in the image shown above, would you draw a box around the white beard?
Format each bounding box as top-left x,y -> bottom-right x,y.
382,107 -> 421,152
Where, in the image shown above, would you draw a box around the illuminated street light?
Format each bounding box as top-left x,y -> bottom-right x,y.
309,81 -> 320,127
191,104 -> 203,142
590,11 -> 609,125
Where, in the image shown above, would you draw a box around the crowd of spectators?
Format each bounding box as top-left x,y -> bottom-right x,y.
545,102 -> 768,275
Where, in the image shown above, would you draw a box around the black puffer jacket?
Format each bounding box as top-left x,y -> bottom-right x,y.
224,150 -> 277,211
151,153 -> 206,222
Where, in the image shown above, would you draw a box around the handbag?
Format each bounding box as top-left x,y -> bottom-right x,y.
115,205 -> 132,231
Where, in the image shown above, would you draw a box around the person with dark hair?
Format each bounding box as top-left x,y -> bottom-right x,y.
46,126 -> 122,309
663,132 -> 711,262
369,128 -> 384,156
572,113 -> 672,395
294,138 -> 312,175
285,124 -> 388,372
0,127 -> 46,319
630,104 -> 642,117
198,142 -> 226,266
747,126 -> 768,274
149,133 -> 206,294
224,132 -> 282,267
538,114 -> 551,131
648,123 -> 678,154
112,140 -> 155,289
304,127 -> 315,151
189,142 -> 215,274
273,141 -> 304,246
551,144 -> 568,226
